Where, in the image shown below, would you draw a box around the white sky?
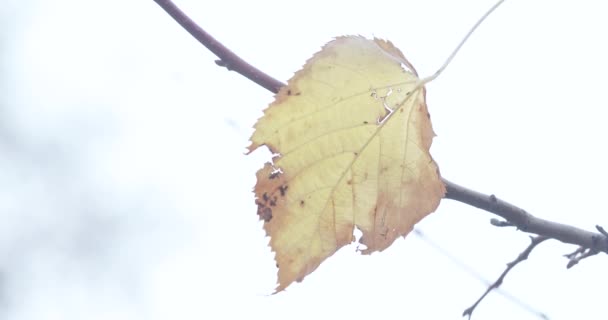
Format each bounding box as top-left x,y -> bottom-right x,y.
2,0 -> 608,319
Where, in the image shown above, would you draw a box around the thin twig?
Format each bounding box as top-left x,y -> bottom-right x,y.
564,246 -> 599,269
420,0 -> 505,84
462,236 -> 550,319
596,225 -> 608,237
152,0 -> 284,93
414,229 -> 548,319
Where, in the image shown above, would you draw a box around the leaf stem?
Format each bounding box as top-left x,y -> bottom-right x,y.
420,0 -> 506,85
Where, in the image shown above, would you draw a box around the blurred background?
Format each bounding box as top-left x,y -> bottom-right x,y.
1,0 -> 607,319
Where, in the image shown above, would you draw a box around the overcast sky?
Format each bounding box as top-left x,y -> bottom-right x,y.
1,0 -> 607,319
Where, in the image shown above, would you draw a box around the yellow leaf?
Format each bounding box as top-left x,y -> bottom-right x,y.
248,36 -> 445,291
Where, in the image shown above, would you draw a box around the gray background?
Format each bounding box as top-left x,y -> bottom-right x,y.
1,0 -> 606,319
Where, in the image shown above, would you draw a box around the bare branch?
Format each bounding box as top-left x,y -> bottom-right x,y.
462,236 -> 550,320
152,0 -> 284,93
414,229 -> 548,319
596,225 -> 608,237
444,180 -> 608,254
564,246 -> 599,269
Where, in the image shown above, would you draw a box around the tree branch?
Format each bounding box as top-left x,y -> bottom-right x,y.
152,0 -> 284,93
444,180 -> 608,254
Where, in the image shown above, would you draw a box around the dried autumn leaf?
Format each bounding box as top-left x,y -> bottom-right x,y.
248,36 -> 446,291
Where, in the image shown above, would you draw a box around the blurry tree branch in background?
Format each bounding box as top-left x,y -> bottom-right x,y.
152,0 -> 607,316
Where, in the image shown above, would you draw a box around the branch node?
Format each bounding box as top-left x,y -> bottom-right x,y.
564,246 -> 599,269
490,218 -> 514,227
596,225 -> 608,237
214,59 -> 232,70
489,194 -> 497,203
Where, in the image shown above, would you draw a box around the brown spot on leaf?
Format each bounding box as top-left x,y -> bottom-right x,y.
269,171 -> 281,180
256,191 -> 274,222
279,185 -> 288,196
300,200 -> 305,207
287,89 -> 292,95
260,207 -> 272,222
363,121 -> 368,124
